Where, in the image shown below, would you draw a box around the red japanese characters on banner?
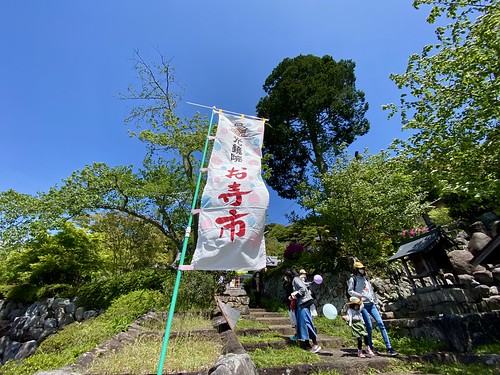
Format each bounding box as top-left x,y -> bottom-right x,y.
191,112 -> 269,271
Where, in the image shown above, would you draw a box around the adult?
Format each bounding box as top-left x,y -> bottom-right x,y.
283,270 -> 298,339
285,269 -> 321,353
252,271 -> 264,308
347,261 -> 397,355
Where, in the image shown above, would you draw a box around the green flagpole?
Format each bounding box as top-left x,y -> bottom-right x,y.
156,109 -> 216,375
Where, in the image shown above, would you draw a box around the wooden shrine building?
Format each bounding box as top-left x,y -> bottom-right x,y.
388,227 -> 459,293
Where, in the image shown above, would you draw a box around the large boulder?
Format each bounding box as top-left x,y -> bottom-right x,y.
468,232 -> 492,256
473,270 -> 494,286
448,250 -> 475,275
208,353 -> 258,375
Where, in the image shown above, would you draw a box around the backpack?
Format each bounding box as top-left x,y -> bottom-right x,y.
345,275 -> 357,299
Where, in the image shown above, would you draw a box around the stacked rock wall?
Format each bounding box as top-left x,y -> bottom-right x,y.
0,298 -> 99,364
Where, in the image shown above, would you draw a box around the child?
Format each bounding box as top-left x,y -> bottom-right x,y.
299,269 -> 318,317
342,297 -> 375,358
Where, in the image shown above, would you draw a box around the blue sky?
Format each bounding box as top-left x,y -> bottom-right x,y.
0,1 -> 437,225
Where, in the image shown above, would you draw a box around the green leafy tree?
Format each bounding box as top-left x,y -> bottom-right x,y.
0,190 -> 65,251
386,1 -> 500,218
265,223 -> 290,242
81,212 -> 175,276
301,150 -> 427,266
0,51 -> 209,257
264,223 -> 289,257
256,54 -> 370,199
0,222 -> 101,286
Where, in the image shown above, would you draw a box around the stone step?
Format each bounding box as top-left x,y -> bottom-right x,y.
268,324 -> 296,335
254,316 -> 291,325
256,352 -> 393,375
242,333 -> 345,352
250,311 -> 287,318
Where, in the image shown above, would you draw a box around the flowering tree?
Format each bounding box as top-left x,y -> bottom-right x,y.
284,242 -> 305,260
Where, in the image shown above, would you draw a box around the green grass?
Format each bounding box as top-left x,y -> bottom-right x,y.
85,334 -> 222,374
250,346 -> 321,368
139,312 -> 214,332
238,330 -> 284,344
385,361 -> 499,375
389,335 -> 446,356
313,315 -> 352,340
260,295 -> 288,312
473,340 -> 500,355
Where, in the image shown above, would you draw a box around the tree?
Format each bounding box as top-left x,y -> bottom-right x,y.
0,51 -> 209,257
0,222 -> 101,286
386,1 -> 499,218
256,54 -> 370,199
81,212 -> 175,276
301,150 -> 427,266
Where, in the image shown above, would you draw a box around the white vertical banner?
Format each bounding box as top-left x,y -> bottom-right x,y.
191,111 -> 269,270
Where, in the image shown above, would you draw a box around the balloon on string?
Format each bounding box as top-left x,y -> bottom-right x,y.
313,274 -> 323,285
322,304 -> 338,320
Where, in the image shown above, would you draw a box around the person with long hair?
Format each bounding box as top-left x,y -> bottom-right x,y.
347,262 -> 397,356
285,269 -> 321,353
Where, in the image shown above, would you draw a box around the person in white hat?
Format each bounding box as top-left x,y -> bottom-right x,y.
347,261 -> 397,356
299,269 -> 318,318
342,296 -> 374,358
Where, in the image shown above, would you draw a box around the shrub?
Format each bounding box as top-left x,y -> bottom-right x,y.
77,269 -> 218,312
76,269 -> 170,310
172,271 -> 218,311
428,207 -> 454,226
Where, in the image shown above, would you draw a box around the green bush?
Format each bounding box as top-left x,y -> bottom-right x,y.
76,269 -> 217,312
0,283 -> 75,304
76,269 -> 171,310
2,284 -> 39,303
428,207 -> 454,226
172,271 -> 218,312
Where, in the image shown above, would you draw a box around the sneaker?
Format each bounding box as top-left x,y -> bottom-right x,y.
387,348 -> 397,356
290,335 -> 299,341
310,344 -> 321,353
366,347 -> 375,356
357,349 -> 366,358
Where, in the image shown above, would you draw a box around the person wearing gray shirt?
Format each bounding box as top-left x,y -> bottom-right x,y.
347,261 -> 397,356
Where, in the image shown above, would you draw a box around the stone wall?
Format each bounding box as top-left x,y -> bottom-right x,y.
0,298 -> 100,364
217,287 -> 251,316
385,311 -> 500,353
262,269 -> 500,319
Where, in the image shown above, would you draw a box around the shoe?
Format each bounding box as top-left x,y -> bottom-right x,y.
357,349 -> 366,358
290,335 -> 298,341
387,348 -> 397,356
310,344 -> 321,353
366,347 -> 375,356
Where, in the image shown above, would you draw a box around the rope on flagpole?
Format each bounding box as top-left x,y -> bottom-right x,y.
156,109 -> 217,375
186,101 -> 268,122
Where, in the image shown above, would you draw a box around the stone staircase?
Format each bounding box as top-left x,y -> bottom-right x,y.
238,307 -> 398,375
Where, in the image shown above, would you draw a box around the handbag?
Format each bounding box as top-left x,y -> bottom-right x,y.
299,298 -> 316,309
310,303 -> 318,317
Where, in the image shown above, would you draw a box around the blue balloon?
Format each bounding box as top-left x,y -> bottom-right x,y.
322,303 -> 338,320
